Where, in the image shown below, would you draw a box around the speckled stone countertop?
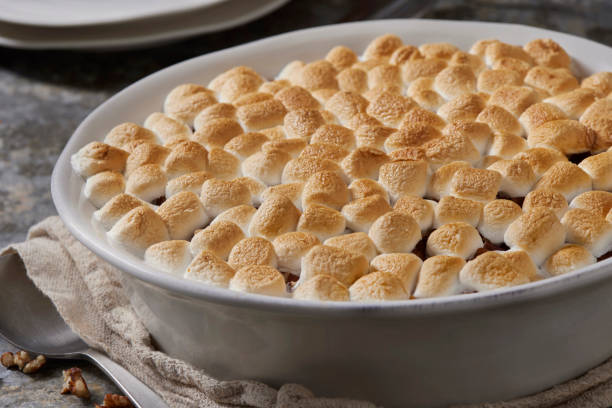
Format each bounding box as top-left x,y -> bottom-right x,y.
1,0 -> 611,406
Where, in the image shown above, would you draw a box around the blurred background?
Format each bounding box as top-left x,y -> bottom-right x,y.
1,0 -> 611,405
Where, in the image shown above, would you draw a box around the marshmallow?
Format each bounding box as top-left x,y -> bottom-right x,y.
190,220 -> 244,260
206,148 -> 240,180
325,91 -> 369,123
310,124 -> 356,151
192,118 -> 243,149
533,162 -> 592,201
459,251 -> 531,291
233,177 -> 266,205
349,178 -> 390,203
524,66 -> 579,96
434,196 -> 483,228
426,222 -> 483,259
524,38 -> 571,69
233,92 -> 272,108
561,208 -> 612,258
477,69 -> 522,93
487,159 -> 536,197
259,79 -> 290,95
367,63 -> 402,91
393,195 -> 435,232
579,152 -> 612,190
248,194 -> 301,240
449,51 -> 485,74
302,171 -> 349,210
369,211 -> 421,254
379,160 -> 429,200
262,138 -> 307,159
163,141 -> 208,179
144,112 -> 191,145
104,123 -> 157,151
413,255 -> 465,298
124,142 -> 170,177
325,45 -> 358,71
580,99 -> 612,152
341,194 -> 392,233
581,72 -> 612,98
401,58 -> 447,83
337,68 -> 368,94
384,124 -> 441,153
364,34 -> 403,60
293,275 -> 349,302
275,86 -> 320,111
341,147 -> 389,180
528,120 -> 595,155
228,237 -> 278,270
125,164 -> 167,203
389,44 -> 422,65
211,204 -> 256,236
297,204 -> 346,241
478,199 -> 522,245
200,178 -> 251,217
261,183 -> 304,211
492,58 -> 532,78
299,143 -> 349,162
217,73 -> 264,103
300,244 -> 369,287
145,240 -> 192,276
438,94 -> 486,122
443,121 -> 492,155
488,85 -> 539,116
242,149 -> 292,186
84,171 -> 125,208
272,231 -> 320,276
184,250 -> 235,287
502,250 -> 539,281
469,39 -> 501,57
512,147 -> 568,178
449,167 -> 501,202
504,207 -> 566,265
370,253 -> 422,293
236,99 -> 287,131
519,103 -> 567,135
484,42 -> 534,66
570,191 -> 612,218
224,132 -> 269,160
544,88 -> 596,119
157,191 -> 208,240
406,77 -> 445,111
93,193 -> 146,231
423,133 -> 481,168
420,42 -> 459,60
349,271 -> 408,301
399,107 -> 447,131
108,206 -> 169,256
194,103 -> 237,124
366,91 -> 415,127
71,142 -> 128,178
229,265 -> 286,297
281,156 -> 343,184
277,60 -> 305,83
489,133 -> 528,159
476,105 -> 523,137
543,244 -> 596,276
295,60 -> 338,91
523,189 -> 568,219
434,65 -> 477,100
209,66 -> 261,92
324,232 -> 378,262
164,84 -> 216,125
427,161 -> 471,200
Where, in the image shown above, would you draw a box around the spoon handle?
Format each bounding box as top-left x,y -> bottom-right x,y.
84,348 -> 169,408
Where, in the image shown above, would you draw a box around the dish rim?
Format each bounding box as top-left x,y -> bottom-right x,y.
51,18 -> 612,316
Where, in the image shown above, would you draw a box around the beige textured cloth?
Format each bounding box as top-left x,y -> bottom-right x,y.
3,216 -> 612,408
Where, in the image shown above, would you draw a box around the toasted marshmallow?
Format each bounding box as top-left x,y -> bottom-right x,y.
274,86 -> 320,112
366,91 -> 415,127
406,78 -> 445,111
236,99 -> 287,132
340,147 -> 389,181
156,191 -> 207,240
504,207 -> 566,264
192,118 -> 243,149
528,120 -> 594,155
124,142 -> 170,177
433,65 -> 477,100
379,160 -> 429,201
444,122 -> 491,156
297,204 -> 346,241
477,69 -> 522,93
449,51 -> 485,73
103,122 -> 157,151
482,155 -> 502,167
367,63 -> 402,91
229,265 -> 286,297
570,191 -> 612,218
295,60 -> 338,91
164,84 -> 216,125
561,208 -> 612,257
426,222 -> 483,259
484,42 -> 534,66
525,66 -> 578,96
393,195 -> 435,232
278,60 -> 305,83
310,124 -> 356,151
293,275 -> 349,301
353,125 -> 393,150
460,251 -> 531,291
209,66 -> 261,92
281,156 -> 343,184
300,244 -> 368,287
389,147 -> 427,162
533,162 -> 592,201
581,72 -> 612,98
349,178 -> 390,203
488,133 -> 527,159
84,171 -> 125,208
125,164 -> 167,202
488,85 -> 539,117
478,199 -> 522,244
163,141 -> 208,179
184,250 -> 235,287
400,107 -> 446,130
93,193 -> 146,231
324,232 -> 378,262
205,148 -> 239,180
299,143 -> 349,162
241,149 -> 291,186
544,88 -> 596,119
413,255 -> 465,298
224,132 -> 269,160
349,271 -> 408,301
212,204 -> 256,235
227,237 -> 278,270
580,99 -> 612,152
259,79 -> 290,95
427,161 -> 471,200
364,34 -> 403,60
272,231 -> 320,275
512,147 -> 568,178
369,211 -> 421,254
249,194 -> 301,240
370,253 -> 422,292
341,194 -> 392,233
337,68 -> 368,94
424,133 -> 481,169
523,189 -> 568,219
469,39 -> 501,57
502,249 -> 539,280
449,167 -> 501,202
302,171 -> 349,210
389,44 -> 422,65
145,240 -> 192,276
434,196 -> 483,228
190,221 -> 244,260
325,45 -> 358,71
384,125 -> 440,153
261,139 -> 307,159
438,94 -> 486,122
218,73 -> 264,103
233,92 -> 272,108
71,142 -> 128,178
492,58 -> 532,78
419,42 -> 458,60
325,91 -> 368,123
108,206 -> 169,256
524,38 -> 570,68
200,178 -> 251,218
401,58 -> 447,83
144,112 -> 192,145
487,159 -> 536,197
261,183 -> 304,210
579,152 -> 612,190
476,105 -> 523,137
543,244 -> 596,276
519,103 -> 567,135
194,103 -> 237,124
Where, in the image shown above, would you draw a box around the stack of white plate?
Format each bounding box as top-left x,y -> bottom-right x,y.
0,0 -> 288,50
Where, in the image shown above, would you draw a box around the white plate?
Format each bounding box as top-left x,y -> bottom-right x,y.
0,0 -> 288,50
0,0 -> 226,27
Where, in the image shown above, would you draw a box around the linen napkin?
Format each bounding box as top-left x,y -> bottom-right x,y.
3,216 -> 612,408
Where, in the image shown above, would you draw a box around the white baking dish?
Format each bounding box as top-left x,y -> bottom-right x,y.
51,20 -> 612,407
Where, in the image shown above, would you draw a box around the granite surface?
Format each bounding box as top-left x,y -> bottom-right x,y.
1,0 -> 612,406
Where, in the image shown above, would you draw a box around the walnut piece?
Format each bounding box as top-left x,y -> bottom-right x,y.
1,352 -> 15,368
95,393 -> 134,408
61,367 -> 91,399
13,351 -> 31,370
22,355 -> 47,374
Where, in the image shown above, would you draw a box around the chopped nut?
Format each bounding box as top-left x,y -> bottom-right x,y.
95,394 -> 134,408
1,352 -> 15,368
13,350 -> 31,370
61,367 -> 91,399
22,355 -> 46,374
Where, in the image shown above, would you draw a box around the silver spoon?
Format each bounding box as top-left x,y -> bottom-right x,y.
0,252 -> 169,408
